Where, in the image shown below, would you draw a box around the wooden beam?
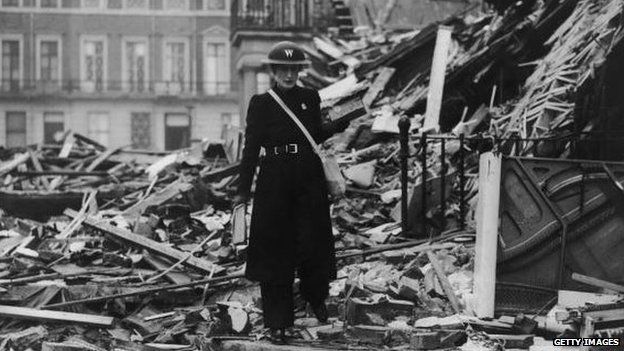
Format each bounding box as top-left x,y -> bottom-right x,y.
85,147 -> 121,172
0,305 -> 114,327
64,209 -> 224,275
58,132 -> 75,158
28,149 -> 51,189
571,273 -> 624,293
426,250 -> 461,314
122,179 -> 194,218
362,67 -> 395,108
423,25 -> 453,133
0,153 -> 29,177
73,132 -> 107,151
474,152 -> 502,318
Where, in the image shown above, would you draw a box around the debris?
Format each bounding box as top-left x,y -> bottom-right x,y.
0,305 -> 114,327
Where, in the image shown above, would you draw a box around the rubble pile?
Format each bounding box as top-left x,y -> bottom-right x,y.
0,0 -> 623,350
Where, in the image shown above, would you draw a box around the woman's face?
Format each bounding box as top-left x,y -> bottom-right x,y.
270,64 -> 302,90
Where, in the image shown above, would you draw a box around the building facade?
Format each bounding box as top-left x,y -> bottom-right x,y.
0,0 -> 240,152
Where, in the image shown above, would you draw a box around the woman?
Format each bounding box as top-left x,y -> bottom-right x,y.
234,41 -> 348,342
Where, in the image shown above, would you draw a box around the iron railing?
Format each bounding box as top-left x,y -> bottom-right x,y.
0,79 -> 236,97
231,0 -> 313,32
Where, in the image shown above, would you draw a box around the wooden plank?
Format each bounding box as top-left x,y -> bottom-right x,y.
0,305 -> 114,327
474,152 -> 501,318
65,209 -> 224,275
426,250 -> 461,314
327,97 -> 367,123
0,153 -> 29,177
122,179 -> 194,218
28,149 -> 51,189
73,132 -> 106,151
423,25 -> 453,133
85,147 -> 121,172
143,254 -> 192,285
362,67 -> 395,108
58,132 -> 75,158
571,272 -> 624,293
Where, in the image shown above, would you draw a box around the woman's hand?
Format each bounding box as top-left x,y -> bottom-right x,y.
232,194 -> 249,206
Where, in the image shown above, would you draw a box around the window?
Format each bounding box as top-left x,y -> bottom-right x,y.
83,0 -> 101,7
256,72 -> 270,93
2,0 -> 19,7
81,37 -> 105,92
150,0 -> 163,9
43,112 -> 64,144
87,112 -> 109,146
124,39 -> 147,92
125,0 -> 147,8
62,0 -> 80,7
107,0 -> 122,8
204,42 -> 228,95
6,112 -> 26,148
164,0 -> 187,10
131,112 -> 150,149
41,0 -> 59,7
1,39 -> 21,92
38,39 -> 60,83
163,40 -> 188,93
165,113 -> 190,150
206,0 -> 225,10
23,0 -> 36,6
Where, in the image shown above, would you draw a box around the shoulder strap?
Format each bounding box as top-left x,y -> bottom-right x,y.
267,89 -> 321,156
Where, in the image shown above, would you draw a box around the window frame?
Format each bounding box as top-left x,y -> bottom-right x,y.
162,36 -> 190,94
121,36 -> 149,93
202,32 -> 230,96
39,0 -> 60,8
35,35 -> 62,85
5,111 -> 27,148
43,111 -> 65,144
79,35 -> 108,92
87,111 -> 110,146
163,0 -> 188,11
0,34 -> 24,91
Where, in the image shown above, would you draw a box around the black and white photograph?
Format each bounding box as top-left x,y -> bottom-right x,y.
0,0 -> 622,350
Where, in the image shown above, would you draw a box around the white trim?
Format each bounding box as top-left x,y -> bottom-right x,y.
35,34 -> 62,85
0,1 -> 228,16
161,36 -> 190,94
0,34 -> 24,91
202,33 -> 230,95
79,34 -> 108,93
121,36 -> 149,93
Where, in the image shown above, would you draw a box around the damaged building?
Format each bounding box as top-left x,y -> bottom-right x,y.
0,0 -> 622,350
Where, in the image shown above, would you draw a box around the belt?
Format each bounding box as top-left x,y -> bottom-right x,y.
267,143 -> 299,156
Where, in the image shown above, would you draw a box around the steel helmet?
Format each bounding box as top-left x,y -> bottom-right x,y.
262,41 -> 310,65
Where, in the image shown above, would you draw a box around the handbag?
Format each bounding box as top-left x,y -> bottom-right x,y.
268,89 -> 346,198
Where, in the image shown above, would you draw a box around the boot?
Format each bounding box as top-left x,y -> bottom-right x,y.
311,302 -> 329,323
268,328 -> 287,344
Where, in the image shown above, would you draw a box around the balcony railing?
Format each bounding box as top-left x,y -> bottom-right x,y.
0,79 -> 236,97
231,0 -> 313,32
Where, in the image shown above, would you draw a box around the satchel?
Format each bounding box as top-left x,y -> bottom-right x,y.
268,89 -> 346,198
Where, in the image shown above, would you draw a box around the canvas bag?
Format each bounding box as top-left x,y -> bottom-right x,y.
268,89 -> 346,198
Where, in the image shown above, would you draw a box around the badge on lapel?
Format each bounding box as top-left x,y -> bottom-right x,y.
301,103 -> 307,110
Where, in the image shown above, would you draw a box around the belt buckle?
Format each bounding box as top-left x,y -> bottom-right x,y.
288,144 -> 298,154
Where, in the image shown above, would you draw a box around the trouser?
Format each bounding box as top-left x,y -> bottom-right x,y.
260,263 -> 329,329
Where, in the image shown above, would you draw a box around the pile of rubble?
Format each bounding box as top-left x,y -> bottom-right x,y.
1,0 -> 623,349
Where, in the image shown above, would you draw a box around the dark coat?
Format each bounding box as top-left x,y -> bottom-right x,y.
238,86 -> 343,284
